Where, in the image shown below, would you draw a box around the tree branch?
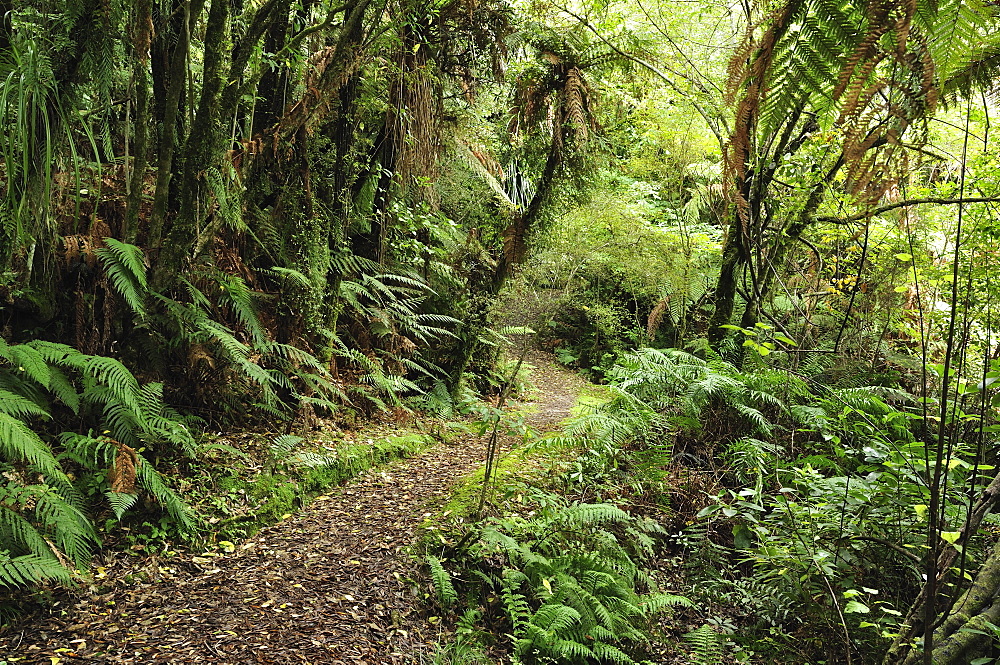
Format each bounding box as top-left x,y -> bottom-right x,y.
816,197 -> 1000,224
850,536 -> 922,564
553,4 -> 728,146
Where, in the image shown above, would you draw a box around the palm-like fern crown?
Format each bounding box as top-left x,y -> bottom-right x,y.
725,0 -> 999,214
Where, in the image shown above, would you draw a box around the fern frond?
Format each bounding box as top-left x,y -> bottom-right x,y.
215,272 -> 267,346
532,600 -> 582,634
0,553 -> 71,588
640,592 -> 695,615
105,491 -> 138,520
589,641 -> 636,664
0,388 -> 49,419
555,503 -> 630,529
270,434 -> 303,459
97,238 -> 148,320
684,624 -> 726,665
426,555 -> 458,606
0,502 -> 52,560
264,265 -> 312,290
46,366 -> 80,414
501,568 -> 532,630
0,412 -> 61,476
8,344 -> 50,389
31,487 -> 94,565
81,355 -> 141,414
133,455 -> 194,531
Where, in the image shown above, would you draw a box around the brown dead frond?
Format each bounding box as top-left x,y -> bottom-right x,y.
563,67 -> 589,145
501,214 -> 531,268
647,296 -> 672,342
108,442 -> 139,494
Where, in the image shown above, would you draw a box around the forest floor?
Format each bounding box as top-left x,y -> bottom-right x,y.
0,349 -> 589,665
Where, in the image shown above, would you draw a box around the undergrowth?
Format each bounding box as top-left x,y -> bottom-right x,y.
419,368 -> 695,664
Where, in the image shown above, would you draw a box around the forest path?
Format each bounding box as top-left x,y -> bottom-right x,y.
1,349 -> 587,665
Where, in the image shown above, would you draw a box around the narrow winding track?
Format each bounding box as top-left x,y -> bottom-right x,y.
1,351 -> 586,664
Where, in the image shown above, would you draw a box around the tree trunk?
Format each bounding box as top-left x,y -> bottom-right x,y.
707,223 -> 744,345
895,539 -> 1000,665
153,0 -> 228,290
251,0 -> 293,137
148,0 -> 205,255
125,0 -> 153,244
492,131 -> 561,292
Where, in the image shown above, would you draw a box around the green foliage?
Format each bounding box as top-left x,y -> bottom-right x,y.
0,11 -> 106,278
431,494 -> 692,664
0,337 -> 194,593
266,434 -> 341,474
427,554 -> 459,607
684,625 -> 726,665
565,346 -> 957,660
515,183 -> 722,376
566,348 -> 811,478
97,239 -> 149,321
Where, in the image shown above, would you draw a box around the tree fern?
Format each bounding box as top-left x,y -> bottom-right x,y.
0,335 -> 199,593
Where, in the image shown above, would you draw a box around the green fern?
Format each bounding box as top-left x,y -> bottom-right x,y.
0,337 -> 198,591
97,238 -> 148,320
683,624 -> 726,665
427,555 -> 459,606
501,568 -> 533,631
133,455 -> 193,530
8,344 -> 50,389
0,553 -> 72,588
0,412 -> 63,478
216,272 -> 267,346
461,498 -> 693,664
105,491 -> 138,520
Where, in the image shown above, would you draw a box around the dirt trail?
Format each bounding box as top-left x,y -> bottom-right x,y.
1,350 -> 587,664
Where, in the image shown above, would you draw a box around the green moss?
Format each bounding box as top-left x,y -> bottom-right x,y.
571,383 -> 613,417
420,444 -> 549,543
197,431 -> 435,544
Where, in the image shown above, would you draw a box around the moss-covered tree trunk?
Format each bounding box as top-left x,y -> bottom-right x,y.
153,0 -> 229,291
887,539 -> 1000,665
148,0 -> 205,255
125,0 -> 153,244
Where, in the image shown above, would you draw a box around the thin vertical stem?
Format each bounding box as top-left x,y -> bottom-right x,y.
925,96 -> 972,665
